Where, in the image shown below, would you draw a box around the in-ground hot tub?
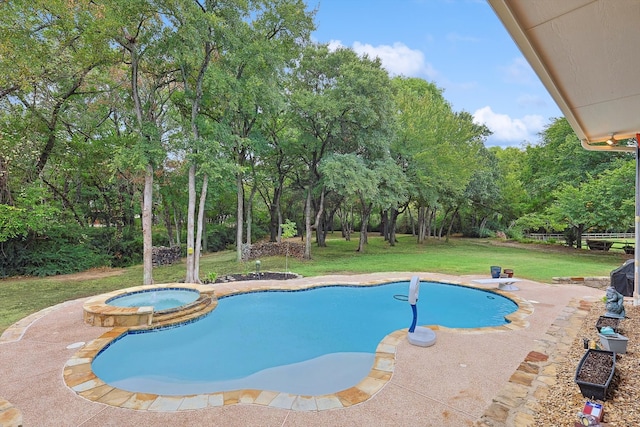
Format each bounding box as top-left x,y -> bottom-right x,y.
106,288 -> 199,311
83,284 -> 215,328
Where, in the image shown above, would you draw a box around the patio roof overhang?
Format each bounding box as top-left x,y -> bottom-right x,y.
487,0 -> 640,152
487,0 -> 640,304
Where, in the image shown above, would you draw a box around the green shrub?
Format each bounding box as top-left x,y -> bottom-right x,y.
462,226 -> 494,238
105,228 -> 143,267
206,223 -> 236,252
505,226 -> 524,240
23,243 -> 109,276
0,225 -> 143,277
0,226 -> 110,277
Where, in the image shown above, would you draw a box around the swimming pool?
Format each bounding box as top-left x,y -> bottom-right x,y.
92,281 -> 517,396
106,288 -> 200,311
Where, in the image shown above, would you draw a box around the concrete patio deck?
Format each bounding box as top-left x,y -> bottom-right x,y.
0,272 -> 604,426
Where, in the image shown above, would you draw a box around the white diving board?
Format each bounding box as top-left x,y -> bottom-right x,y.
472,278 -> 522,291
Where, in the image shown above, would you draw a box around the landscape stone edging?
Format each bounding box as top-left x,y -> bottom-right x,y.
476,298 -> 593,427
0,397 -> 23,427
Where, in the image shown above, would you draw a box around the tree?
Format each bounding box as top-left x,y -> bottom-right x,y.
289,44 -> 396,257
0,0 -> 117,188
457,146 -> 502,238
107,0 -> 176,285
546,158 -> 635,247
192,0 -> 315,263
280,218 -> 297,272
161,0 -> 231,283
257,111 -> 299,242
490,146 -> 529,228
391,77 -> 489,243
518,117 -> 625,214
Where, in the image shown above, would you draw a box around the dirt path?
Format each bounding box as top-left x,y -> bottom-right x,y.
2,267 -> 127,283
50,267 -> 126,281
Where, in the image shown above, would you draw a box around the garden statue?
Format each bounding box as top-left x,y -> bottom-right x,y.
605,286 -> 626,318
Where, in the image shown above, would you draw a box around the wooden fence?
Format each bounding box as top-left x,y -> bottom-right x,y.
526,233 -> 635,242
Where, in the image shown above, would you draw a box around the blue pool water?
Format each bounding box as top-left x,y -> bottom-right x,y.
106,288 -> 199,311
93,281 -> 517,396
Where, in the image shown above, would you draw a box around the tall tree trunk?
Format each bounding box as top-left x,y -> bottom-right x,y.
417,205 -> 426,244
236,171 -> 244,262
426,207 -> 435,238
357,203 -> 372,252
479,217 -> 488,236
173,207 -> 181,246
246,178 -> 257,245
185,164 -> 197,283
338,207 -> 351,240
183,34 -> 213,280
193,174 -> 208,283
269,186 -> 282,242
201,210 -> 207,253
122,28 -> 158,286
304,188 -> 312,260
277,206 -> 283,242
389,207 -> 399,247
313,188 -> 325,241
576,224 -> 584,249
408,206 -> 415,237
380,209 -> 388,239
316,211 -> 327,247
142,164 -> 154,285
162,200 -> 174,246
438,207 -> 451,239
446,206 -> 459,242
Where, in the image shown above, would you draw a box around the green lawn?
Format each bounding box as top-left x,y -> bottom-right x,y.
0,235 -> 627,334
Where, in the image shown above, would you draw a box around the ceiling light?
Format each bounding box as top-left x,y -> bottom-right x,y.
606,134 -> 617,146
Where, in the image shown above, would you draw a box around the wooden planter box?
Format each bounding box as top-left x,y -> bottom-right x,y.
596,315 -> 621,333
574,349 -> 616,401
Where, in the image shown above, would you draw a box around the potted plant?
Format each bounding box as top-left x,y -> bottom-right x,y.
574,349 -> 616,401
595,315 -> 621,333
598,332 -> 628,353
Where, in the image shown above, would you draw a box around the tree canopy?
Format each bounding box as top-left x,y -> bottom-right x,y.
1,1 -> 636,278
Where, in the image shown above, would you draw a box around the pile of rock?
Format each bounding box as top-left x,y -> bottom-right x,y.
152,246 -> 182,267
242,241 -> 305,261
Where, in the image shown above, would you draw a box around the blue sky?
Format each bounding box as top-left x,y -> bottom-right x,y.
309,0 -> 563,147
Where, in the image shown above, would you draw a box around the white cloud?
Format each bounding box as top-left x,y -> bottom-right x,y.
501,57 -> 536,85
325,40 -> 435,78
347,41 -> 436,78
327,39 -> 344,52
473,106 -> 545,146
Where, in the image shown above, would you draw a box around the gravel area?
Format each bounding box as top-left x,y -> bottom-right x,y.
536,300 -> 639,425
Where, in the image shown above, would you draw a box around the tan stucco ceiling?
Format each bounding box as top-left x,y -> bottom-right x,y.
487,0 -> 640,145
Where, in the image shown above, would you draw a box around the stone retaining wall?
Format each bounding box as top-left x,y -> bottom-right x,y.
552,276 -> 610,289
152,246 -> 182,267
242,241 -> 305,261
